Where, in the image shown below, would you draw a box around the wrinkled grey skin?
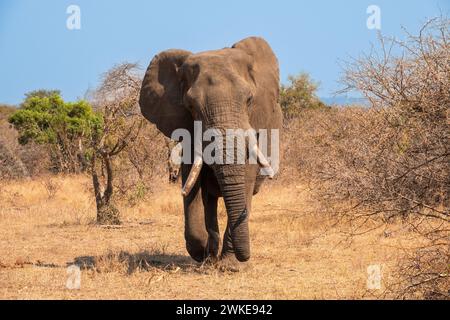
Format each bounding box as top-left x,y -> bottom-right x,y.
139,37 -> 282,263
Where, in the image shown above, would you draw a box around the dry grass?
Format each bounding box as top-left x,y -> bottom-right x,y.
0,175 -> 423,299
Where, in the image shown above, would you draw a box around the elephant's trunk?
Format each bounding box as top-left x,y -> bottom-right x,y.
214,163 -> 250,262
210,125 -> 250,261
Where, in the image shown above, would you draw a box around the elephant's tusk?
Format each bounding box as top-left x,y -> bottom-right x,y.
252,144 -> 275,179
181,155 -> 203,196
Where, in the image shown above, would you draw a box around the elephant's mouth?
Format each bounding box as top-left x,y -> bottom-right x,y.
181,141 -> 274,197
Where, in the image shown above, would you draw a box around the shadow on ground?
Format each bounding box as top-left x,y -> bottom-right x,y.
71,251 -> 194,275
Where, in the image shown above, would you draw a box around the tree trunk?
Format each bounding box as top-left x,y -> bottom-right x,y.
91,153 -> 120,225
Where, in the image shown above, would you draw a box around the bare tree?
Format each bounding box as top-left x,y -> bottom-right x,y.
88,62 -> 170,224
89,63 -> 144,224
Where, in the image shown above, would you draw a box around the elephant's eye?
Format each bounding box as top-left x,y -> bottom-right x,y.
247,95 -> 254,107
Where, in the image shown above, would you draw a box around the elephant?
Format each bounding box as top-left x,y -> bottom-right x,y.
139,37 -> 282,264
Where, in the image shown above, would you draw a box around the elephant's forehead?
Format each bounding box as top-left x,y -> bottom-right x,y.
185,48 -> 250,69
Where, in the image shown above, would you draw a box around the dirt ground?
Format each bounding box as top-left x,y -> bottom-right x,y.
0,175 -> 419,299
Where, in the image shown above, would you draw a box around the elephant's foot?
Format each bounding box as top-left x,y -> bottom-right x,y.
186,242 -> 220,263
186,239 -> 208,262
216,253 -> 252,272
206,233 -> 220,259
202,255 -> 220,266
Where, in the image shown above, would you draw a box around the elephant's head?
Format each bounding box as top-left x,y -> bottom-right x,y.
139,37 -> 281,261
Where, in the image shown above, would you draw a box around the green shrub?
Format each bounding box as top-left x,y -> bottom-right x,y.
8,92 -> 102,172
280,73 -> 327,120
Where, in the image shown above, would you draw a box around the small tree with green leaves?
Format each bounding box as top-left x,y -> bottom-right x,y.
8,65 -> 163,225
23,89 -> 61,101
9,91 -> 102,173
280,73 -> 326,120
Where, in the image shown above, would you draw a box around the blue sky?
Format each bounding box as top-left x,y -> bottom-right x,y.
0,0 -> 448,105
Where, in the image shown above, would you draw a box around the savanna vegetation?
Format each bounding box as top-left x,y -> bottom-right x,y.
0,17 -> 448,299
280,17 -> 449,298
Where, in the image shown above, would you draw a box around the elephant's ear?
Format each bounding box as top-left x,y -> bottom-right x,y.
139,49 -> 193,139
232,37 -> 282,130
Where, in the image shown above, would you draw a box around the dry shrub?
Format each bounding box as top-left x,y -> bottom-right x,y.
41,178 -> 62,199
0,106 -> 50,179
339,17 -> 449,220
112,121 -> 168,206
280,17 -> 449,298
393,245 -> 449,299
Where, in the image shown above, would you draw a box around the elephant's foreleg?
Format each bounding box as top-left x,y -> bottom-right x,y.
182,164 -> 208,262
202,191 -> 220,259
